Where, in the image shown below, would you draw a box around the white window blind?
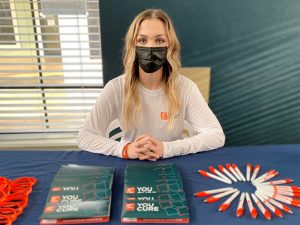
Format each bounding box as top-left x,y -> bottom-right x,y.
0,0 -> 102,149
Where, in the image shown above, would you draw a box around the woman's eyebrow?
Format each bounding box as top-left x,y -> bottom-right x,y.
137,34 -> 167,38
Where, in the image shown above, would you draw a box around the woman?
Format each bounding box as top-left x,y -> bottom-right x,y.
77,9 -> 225,161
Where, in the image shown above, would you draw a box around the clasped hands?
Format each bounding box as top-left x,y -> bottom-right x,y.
127,134 -> 164,161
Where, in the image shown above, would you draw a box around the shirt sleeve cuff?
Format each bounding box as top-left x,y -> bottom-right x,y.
162,142 -> 171,158
117,140 -> 130,158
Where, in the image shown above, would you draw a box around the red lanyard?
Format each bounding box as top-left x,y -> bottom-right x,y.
0,191 -> 6,203
0,208 -> 17,222
0,214 -> 12,225
0,176 -> 36,224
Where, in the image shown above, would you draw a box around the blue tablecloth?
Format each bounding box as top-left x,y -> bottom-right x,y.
1,144 -> 299,225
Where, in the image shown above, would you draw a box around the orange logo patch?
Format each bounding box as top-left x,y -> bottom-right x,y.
161,112 -> 168,120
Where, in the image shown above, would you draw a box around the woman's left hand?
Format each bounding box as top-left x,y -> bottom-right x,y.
134,135 -> 164,161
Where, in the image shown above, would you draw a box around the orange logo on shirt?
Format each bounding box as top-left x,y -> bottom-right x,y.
161,112 -> 168,120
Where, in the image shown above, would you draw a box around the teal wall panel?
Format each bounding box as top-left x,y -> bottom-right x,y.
100,0 -> 300,145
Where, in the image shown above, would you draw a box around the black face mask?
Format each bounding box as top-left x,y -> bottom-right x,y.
136,46 -> 167,73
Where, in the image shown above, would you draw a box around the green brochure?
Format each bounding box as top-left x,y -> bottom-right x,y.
121,164 -> 190,223
40,164 -> 114,225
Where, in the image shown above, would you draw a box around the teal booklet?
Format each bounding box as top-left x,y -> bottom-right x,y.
121,164 -> 190,223
40,164 -> 114,225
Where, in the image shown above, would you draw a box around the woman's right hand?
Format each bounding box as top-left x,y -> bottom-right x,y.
127,135 -> 161,161
126,142 -> 140,159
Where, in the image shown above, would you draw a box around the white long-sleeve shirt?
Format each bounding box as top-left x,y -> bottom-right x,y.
77,74 -> 225,158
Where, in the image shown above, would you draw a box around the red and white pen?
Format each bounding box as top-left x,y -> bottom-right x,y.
274,190 -> 300,198
256,191 -> 293,214
219,190 -> 240,212
198,170 -> 232,184
250,164 -> 261,181
194,187 -> 234,197
209,166 -> 232,184
253,170 -> 279,184
255,191 -> 283,218
236,192 -> 245,217
226,163 -> 242,181
262,179 -> 293,185
218,165 -> 238,182
252,169 -> 276,183
246,163 -> 252,181
204,189 -> 238,203
256,184 -> 300,192
232,164 -> 246,182
259,190 -> 300,207
274,185 -> 300,192
245,192 -> 258,219
256,185 -> 300,197
251,193 -> 272,220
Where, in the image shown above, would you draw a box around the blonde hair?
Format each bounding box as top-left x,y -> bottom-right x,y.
122,9 -> 181,130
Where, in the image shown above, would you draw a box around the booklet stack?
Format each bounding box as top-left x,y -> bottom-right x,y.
40,164 -> 115,225
121,164 -> 190,223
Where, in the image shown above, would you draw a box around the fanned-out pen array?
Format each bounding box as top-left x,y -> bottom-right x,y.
195,163 -> 300,220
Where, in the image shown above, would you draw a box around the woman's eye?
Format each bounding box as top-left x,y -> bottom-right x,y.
156,39 -> 165,43
138,39 -> 146,44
